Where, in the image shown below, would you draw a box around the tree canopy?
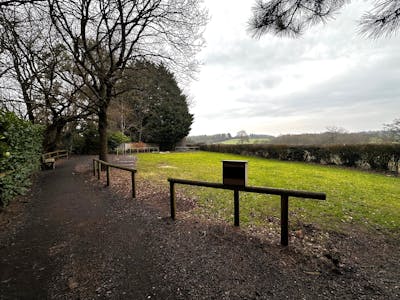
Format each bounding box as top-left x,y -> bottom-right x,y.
249,0 -> 400,38
109,61 -> 193,151
0,0 -> 207,159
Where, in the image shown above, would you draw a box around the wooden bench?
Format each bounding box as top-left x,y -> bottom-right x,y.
41,150 -> 68,170
41,156 -> 56,170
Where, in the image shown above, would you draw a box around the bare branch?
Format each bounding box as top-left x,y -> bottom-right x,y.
0,0 -> 44,7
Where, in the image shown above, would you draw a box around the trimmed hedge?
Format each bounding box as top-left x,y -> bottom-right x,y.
200,144 -> 400,174
0,111 -> 44,206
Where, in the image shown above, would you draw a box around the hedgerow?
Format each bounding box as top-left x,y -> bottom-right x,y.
200,144 -> 400,174
0,110 -> 44,206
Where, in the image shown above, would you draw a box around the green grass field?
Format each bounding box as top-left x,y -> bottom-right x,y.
135,151 -> 400,235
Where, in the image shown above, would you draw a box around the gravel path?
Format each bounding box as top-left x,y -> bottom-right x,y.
0,156 -> 398,299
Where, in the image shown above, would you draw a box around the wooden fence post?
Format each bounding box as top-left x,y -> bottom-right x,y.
106,165 -> 110,186
93,159 -> 96,176
234,189 -> 240,226
97,161 -> 101,180
131,171 -> 136,199
281,195 -> 289,246
170,181 -> 176,220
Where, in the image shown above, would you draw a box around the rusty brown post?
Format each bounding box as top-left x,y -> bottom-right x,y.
106,165 -> 110,186
170,181 -> 176,220
234,189 -> 240,226
281,195 -> 289,246
131,171 -> 136,199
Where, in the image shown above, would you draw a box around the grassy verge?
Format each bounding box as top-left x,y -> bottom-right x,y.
135,151 -> 400,235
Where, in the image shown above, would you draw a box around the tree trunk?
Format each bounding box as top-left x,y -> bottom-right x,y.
43,120 -> 66,152
98,107 -> 108,163
43,124 -> 57,152
138,126 -> 143,143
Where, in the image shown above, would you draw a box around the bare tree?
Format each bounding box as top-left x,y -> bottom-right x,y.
325,125 -> 347,144
249,0 -> 400,38
0,8 -> 41,123
237,130 -> 250,144
47,0 -> 207,162
384,118 -> 400,142
0,5 -> 92,150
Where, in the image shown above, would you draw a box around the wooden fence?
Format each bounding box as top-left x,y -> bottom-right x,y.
41,150 -> 69,169
116,146 -> 159,155
168,178 -> 326,246
42,149 -> 68,160
93,158 -> 137,198
175,146 -> 200,152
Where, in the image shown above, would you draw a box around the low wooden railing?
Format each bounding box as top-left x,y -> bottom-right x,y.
116,146 -> 159,155
42,149 -> 68,160
93,158 -> 137,198
41,150 -> 69,169
168,178 -> 326,246
175,146 -> 200,152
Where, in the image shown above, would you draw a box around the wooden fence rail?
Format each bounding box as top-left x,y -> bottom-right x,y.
116,146 -> 159,155
93,158 -> 137,198
168,178 -> 326,246
175,146 -> 200,152
41,150 -> 69,169
42,149 -> 68,160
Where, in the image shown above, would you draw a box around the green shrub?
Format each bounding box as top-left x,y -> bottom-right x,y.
201,144 -> 400,174
0,110 -> 44,206
70,125 -> 131,154
108,131 -> 130,151
69,122 -> 99,154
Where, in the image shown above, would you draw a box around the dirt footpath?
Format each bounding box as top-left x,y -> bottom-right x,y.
0,156 -> 399,299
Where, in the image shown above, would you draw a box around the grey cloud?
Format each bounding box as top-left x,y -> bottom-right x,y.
204,39 -> 305,71
211,49 -> 400,121
244,76 -> 282,89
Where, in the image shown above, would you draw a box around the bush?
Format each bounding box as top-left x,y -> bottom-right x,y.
200,144 -> 400,174
108,131 -> 130,151
70,126 -> 131,154
0,110 -> 44,206
69,122 -> 99,154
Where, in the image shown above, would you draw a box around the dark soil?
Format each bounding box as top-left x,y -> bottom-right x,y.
0,156 -> 399,299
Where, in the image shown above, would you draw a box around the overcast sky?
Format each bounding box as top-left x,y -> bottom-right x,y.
187,0 -> 400,136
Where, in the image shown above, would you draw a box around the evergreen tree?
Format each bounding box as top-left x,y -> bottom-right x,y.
110,62 -> 193,151
141,64 -> 193,150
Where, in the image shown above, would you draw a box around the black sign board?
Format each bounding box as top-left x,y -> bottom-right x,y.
222,160 -> 248,186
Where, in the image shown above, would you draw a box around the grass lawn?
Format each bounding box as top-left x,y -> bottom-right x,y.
135,151 -> 400,235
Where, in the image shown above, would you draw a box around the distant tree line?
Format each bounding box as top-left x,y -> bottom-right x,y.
270,131 -> 394,145
188,124 -> 399,146
187,133 -> 232,144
